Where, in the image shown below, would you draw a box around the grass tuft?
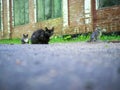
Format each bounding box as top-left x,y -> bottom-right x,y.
0,34 -> 120,44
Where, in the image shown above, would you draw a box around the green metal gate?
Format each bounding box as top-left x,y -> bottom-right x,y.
36,0 -> 62,22
13,0 -> 29,26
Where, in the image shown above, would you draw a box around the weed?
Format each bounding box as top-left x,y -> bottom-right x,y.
0,38 -> 21,44
0,34 -> 120,44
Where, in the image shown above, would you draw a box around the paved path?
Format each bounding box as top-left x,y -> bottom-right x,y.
0,42 -> 120,90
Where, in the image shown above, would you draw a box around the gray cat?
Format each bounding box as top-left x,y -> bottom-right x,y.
88,26 -> 106,42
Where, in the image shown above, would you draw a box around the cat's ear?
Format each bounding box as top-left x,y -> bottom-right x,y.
23,34 -> 25,37
45,27 -> 48,31
26,34 -> 28,37
51,27 -> 54,30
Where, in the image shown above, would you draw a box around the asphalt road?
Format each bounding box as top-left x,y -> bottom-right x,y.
0,42 -> 120,90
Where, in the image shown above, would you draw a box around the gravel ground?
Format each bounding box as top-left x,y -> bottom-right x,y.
0,42 -> 120,90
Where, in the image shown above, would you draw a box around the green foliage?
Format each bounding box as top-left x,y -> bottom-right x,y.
77,34 -> 89,41
100,35 -> 120,41
0,34 -> 120,44
50,35 -> 65,43
50,34 -> 120,43
0,38 -> 21,44
63,35 -> 72,40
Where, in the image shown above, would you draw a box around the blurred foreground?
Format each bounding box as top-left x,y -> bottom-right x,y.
0,42 -> 120,90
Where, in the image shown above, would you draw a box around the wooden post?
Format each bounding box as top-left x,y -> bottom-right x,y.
91,0 -> 96,30
9,0 -> 13,39
68,0 -> 70,26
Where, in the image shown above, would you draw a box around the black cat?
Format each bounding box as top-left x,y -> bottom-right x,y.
31,27 -> 54,44
21,34 -> 29,44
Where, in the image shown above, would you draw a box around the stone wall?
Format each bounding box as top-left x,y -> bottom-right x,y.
0,0 -> 9,39
12,18 -> 63,38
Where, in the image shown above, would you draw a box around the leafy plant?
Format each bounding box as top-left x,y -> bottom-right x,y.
63,35 -> 72,40
0,34 -> 120,44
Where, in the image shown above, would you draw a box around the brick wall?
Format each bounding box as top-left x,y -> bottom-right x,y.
63,0 -> 93,34
69,0 -> 84,26
93,5 -> 120,32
